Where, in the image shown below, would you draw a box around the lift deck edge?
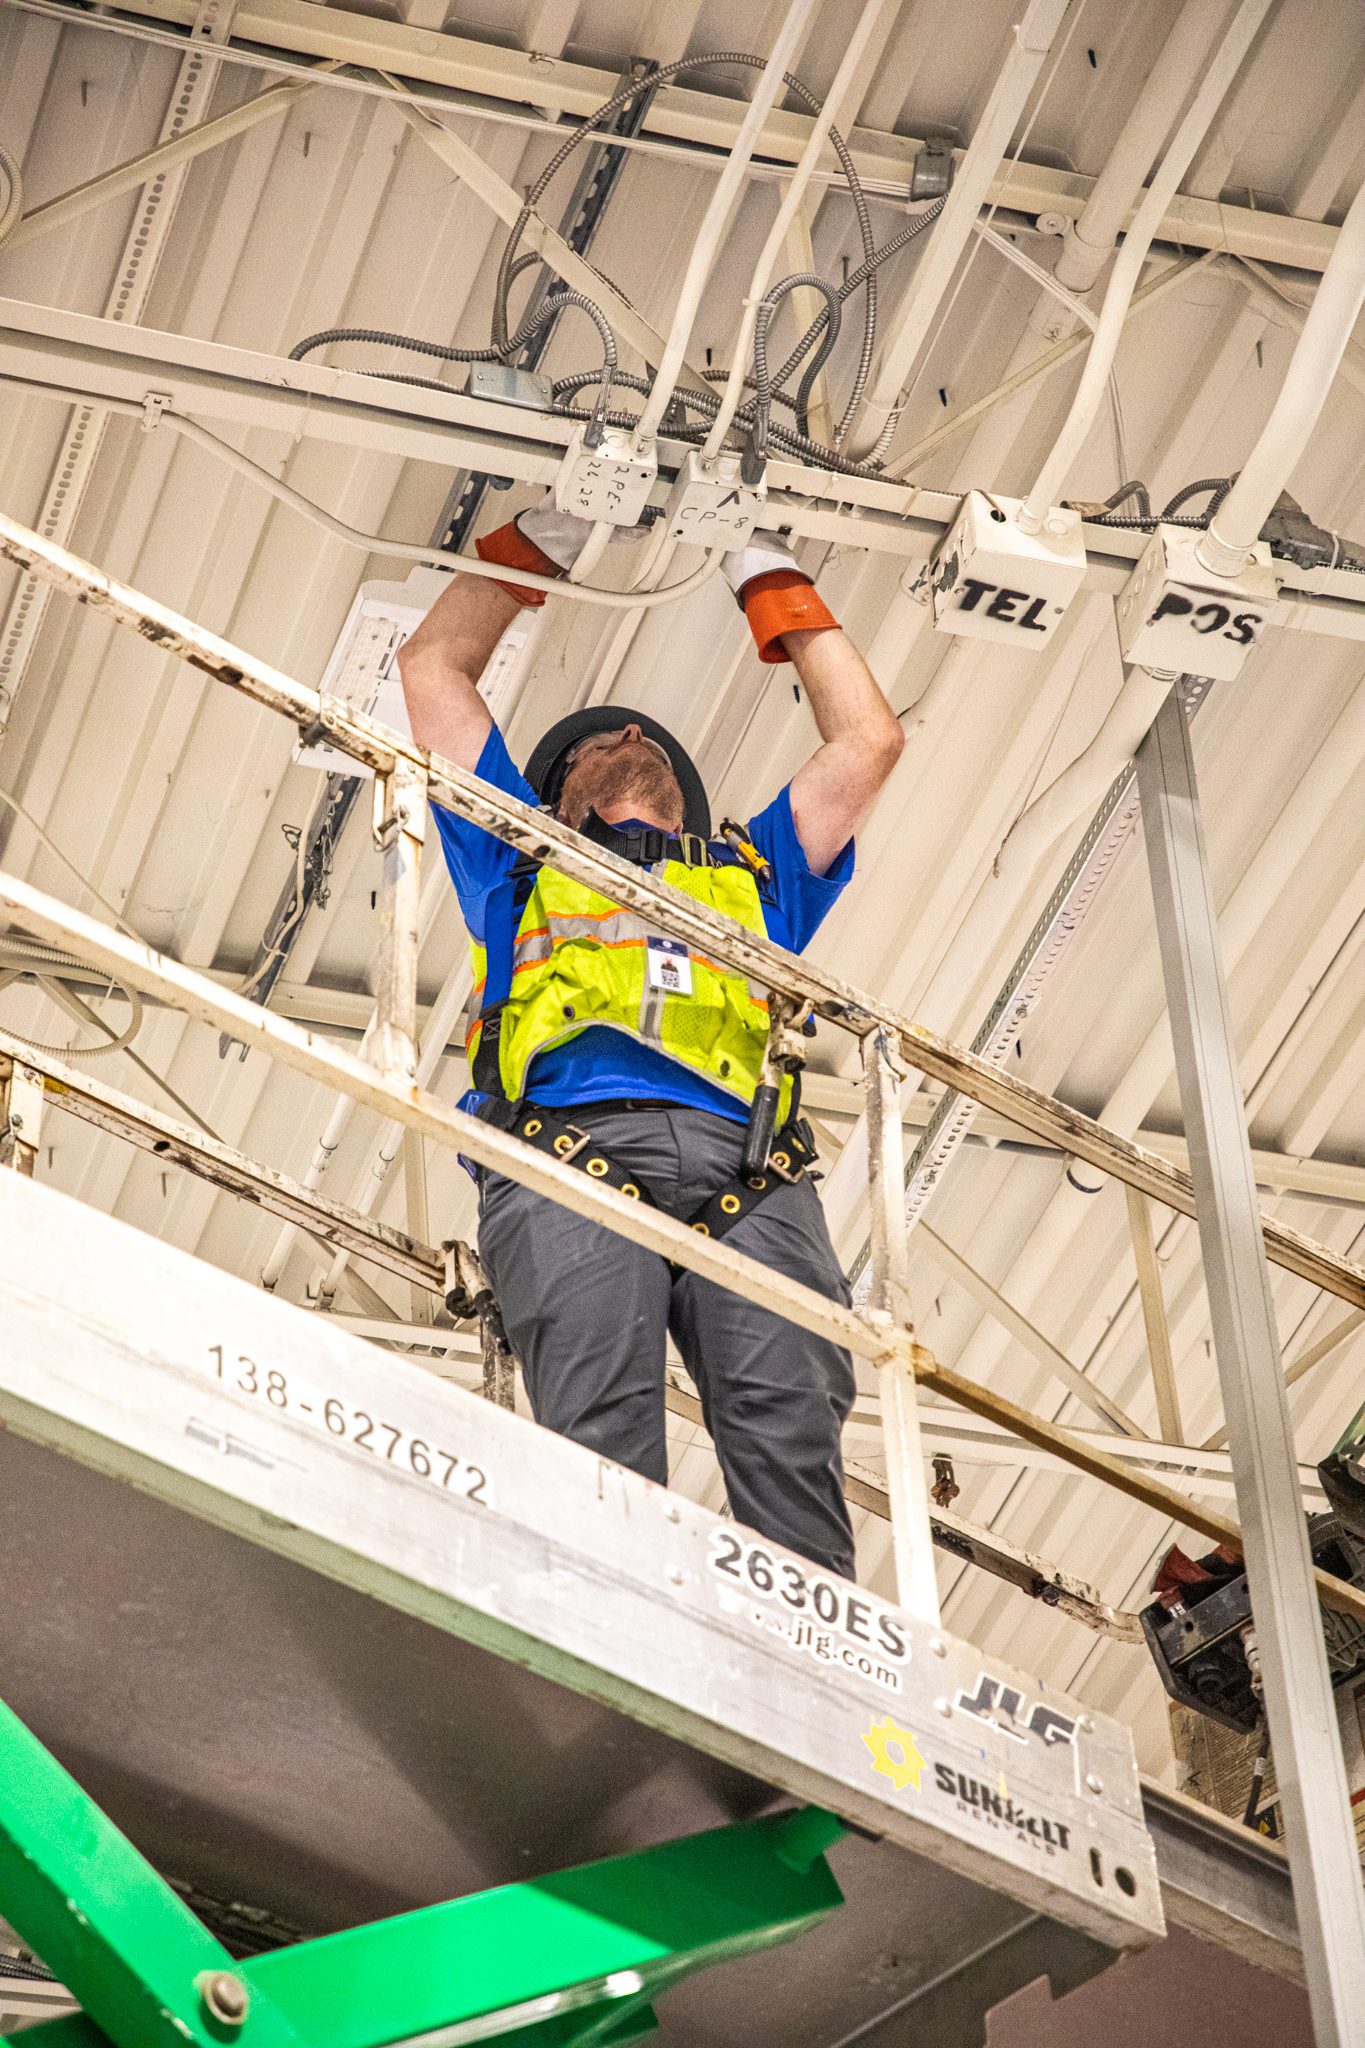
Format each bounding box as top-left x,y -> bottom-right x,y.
0,1170 -> 1163,1959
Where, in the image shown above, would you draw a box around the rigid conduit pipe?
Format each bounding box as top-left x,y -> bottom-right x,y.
941,2 -> 1231,482
1197,176 -> 1365,575
1052,0 -> 1234,296
701,0 -> 896,456
1015,0 -> 1273,533
634,0 -> 816,443
841,0 -> 1072,464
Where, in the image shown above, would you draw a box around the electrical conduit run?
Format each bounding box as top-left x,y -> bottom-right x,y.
633,0 -> 817,443
841,0 -> 1073,464
1015,0 -> 1273,532
1198,175 -> 1365,575
700,0 -> 897,457
1051,0 -> 1234,297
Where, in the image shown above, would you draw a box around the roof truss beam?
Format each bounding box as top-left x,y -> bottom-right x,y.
6,298 -> 1365,633
28,0 -> 1347,273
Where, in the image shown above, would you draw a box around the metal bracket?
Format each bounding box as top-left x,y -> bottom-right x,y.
371,760 -> 427,854
140,392 -> 172,435
189,0 -> 239,43
0,1061 -> 43,1175
909,134 -> 956,203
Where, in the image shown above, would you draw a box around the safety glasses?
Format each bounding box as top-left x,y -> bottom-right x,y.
565,730 -> 675,774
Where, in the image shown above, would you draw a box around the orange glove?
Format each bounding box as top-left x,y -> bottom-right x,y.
475,498 -> 654,607
474,508 -> 568,607
721,532 -> 838,664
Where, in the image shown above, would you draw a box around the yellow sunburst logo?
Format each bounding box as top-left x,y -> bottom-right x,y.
862,1716 -> 928,1792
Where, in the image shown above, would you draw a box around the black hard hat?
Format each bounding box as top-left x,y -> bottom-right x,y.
524,707 -> 711,838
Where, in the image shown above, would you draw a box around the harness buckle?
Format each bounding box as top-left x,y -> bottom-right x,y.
548,1121 -> 592,1163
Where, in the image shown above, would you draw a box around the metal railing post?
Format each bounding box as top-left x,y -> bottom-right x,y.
1136,688 -> 1365,2044
370,759 -> 427,1080
861,1028 -> 940,1624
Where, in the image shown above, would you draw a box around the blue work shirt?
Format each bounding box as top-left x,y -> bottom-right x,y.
432,723 -> 855,1123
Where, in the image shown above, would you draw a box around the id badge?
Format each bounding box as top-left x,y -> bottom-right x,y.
646,937 -> 694,996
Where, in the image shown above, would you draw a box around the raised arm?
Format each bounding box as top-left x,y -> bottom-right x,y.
721,534 -> 903,877
783,628 -> 904,878
396,570 -> 518,770
399,498 -> 622,768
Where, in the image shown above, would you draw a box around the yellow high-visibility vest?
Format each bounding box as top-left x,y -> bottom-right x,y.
467,857 -> 792,1117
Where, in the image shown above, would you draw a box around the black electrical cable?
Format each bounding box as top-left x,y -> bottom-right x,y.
1161,475 -> 1234,519
1103,481 -> 1152,519
1081,512 -> 1212,531
1241,1719 -> 1272,1830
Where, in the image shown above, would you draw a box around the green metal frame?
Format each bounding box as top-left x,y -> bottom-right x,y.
0,1700 -> 845,2048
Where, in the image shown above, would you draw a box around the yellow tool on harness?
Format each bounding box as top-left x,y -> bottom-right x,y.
718,819 -> 772,883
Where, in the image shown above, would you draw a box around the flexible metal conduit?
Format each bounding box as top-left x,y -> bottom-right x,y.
634,0 -> 816,442
1198,176 -> 1365,575
1016,0 -> 1273,532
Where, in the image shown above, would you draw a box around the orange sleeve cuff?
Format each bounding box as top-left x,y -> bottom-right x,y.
475,520 -> 563,607
739,568 -> 839,664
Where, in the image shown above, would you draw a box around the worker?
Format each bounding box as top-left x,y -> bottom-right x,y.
397,494 -> 904,1581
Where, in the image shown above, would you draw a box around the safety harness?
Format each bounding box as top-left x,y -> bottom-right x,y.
472,813 -> 820,1243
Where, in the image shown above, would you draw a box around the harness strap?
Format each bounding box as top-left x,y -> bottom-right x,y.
687,1117 -> 818,1239
481,1100 -> 660,1207
580,810 -> 724,870
471,859 -> 540,1100
479,1099 -> 819,1242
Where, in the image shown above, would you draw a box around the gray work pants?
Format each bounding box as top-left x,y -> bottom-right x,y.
477,1102 -> 857,1580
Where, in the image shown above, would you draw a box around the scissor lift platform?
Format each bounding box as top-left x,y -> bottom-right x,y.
0,1173 -> 1297,2043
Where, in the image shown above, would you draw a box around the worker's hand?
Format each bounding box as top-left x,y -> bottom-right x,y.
518,496 -> 651,570
720,529 -> 837,666
720,529 -> 802,597
476,491 -> 651,606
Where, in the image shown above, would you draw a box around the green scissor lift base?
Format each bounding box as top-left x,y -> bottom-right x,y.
0,1699 -> 845,2048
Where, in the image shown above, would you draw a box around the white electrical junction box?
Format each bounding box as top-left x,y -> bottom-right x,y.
1116,526 -> 1278,680
554,422 -> 657,525
296,568 -> 535,778
294,572 -> 442,778
663,449 -> 763,547
930,491 -> 1087,647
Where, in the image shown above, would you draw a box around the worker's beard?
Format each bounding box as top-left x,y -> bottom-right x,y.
560,747 -> 684,832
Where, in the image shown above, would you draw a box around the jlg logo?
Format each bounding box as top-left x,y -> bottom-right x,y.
955,1672 -> 1077,1749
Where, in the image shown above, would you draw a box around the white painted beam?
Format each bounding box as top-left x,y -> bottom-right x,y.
58,0 -> 1348,272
